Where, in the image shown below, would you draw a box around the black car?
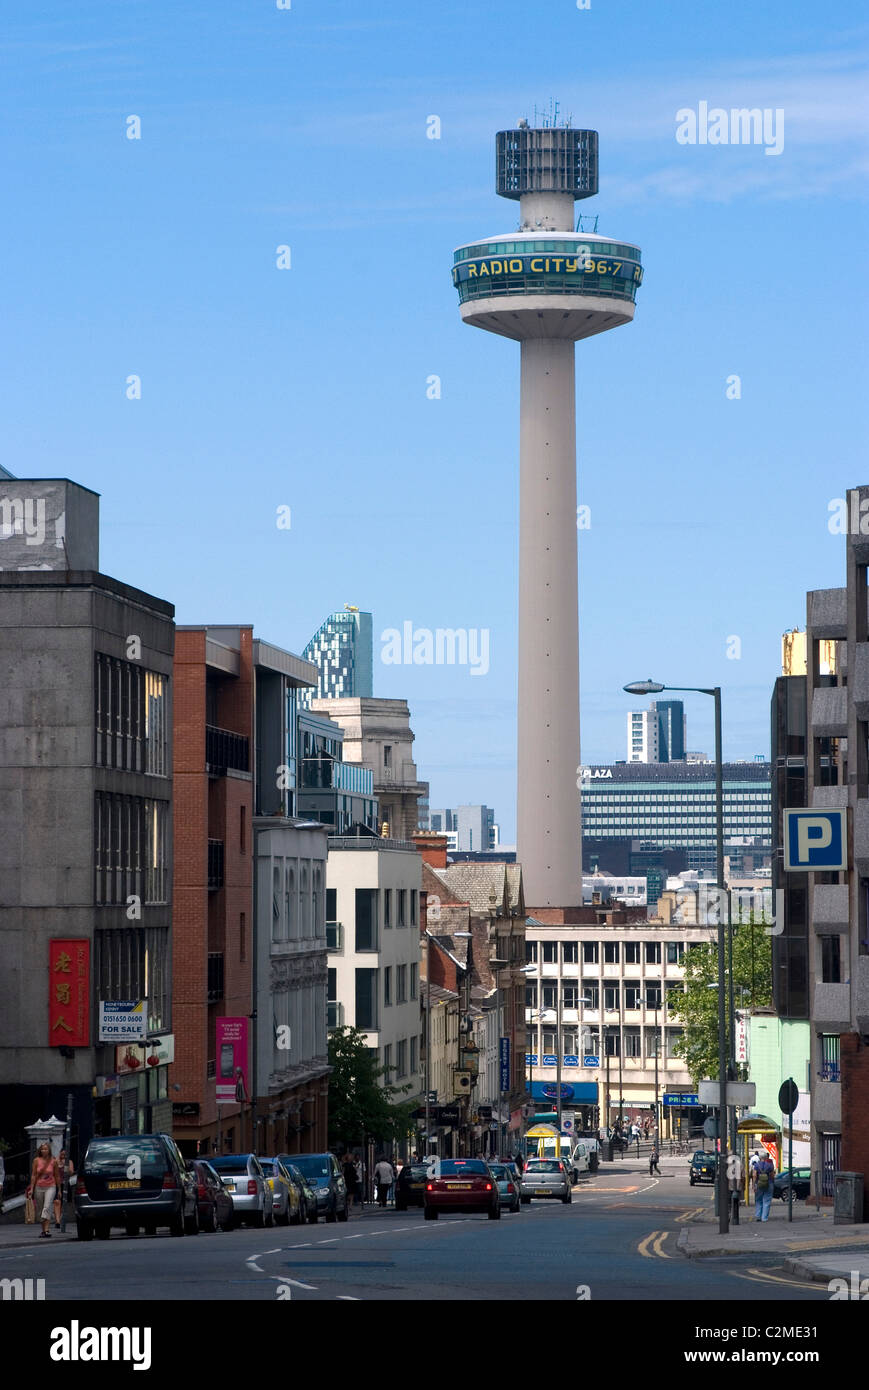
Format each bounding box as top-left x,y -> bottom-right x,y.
773,1167 -> 811,1202
191,1160 -> 235,1232
75,1134 -> 199,1240
282,1153 -> 348,1222
688,1150 -> 717,1185
395,1163 -> 429,1211
281,1161 -> 319,1225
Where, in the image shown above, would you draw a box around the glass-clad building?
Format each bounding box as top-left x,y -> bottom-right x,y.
300,608 -> 373,709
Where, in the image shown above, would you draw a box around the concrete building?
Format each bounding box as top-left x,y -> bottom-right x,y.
295,707 -> 378,835
0,478 -> 174,1152
325,837 -> 423,1110
428,805 -> 499,853
802,487 -> 869,1212
522,913 -> 713,1134
311,696 -> 428,841
583,875 -> 648,908
579,761 -> 772,875
627,700 -> 687,763
453,121 -> 643,907
300,606 -> 373,708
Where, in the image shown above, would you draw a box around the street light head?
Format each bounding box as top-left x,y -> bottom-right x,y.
623,679 -> 665,695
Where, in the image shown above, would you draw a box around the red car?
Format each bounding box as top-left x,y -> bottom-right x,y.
423,1158 -> 500,1220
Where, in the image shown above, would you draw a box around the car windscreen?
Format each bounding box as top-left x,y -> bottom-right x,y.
291,1155 -> 333,1181
84,1138 -> 166,1175
525,1160 -> 563,1173
402,1166 -> 429,1180
439,1160 -> 488,1176
258,1160 -> 276,1175
488,1165 -> 509,1178
210,1155 -> 251,1174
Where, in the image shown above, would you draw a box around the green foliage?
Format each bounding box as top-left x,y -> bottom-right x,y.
327,1026 -> 416,1150
669,915 -> 773,1087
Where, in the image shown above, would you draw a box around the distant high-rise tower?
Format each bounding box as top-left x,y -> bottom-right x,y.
627,700 -> 686,763
453,121 -> 643,905
301,606 -> 373,707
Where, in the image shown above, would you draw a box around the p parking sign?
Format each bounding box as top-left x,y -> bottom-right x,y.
783,808 -> 847,871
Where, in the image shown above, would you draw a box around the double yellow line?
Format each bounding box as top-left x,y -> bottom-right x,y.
638,1230 -> 672,1258
675,1205 -> 706,1223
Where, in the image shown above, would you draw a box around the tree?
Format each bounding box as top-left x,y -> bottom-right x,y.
327,1026 -> 416,1151
669,915 -> 772,1087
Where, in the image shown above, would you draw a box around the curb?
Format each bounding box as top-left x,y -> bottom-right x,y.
783,1257 -> 838,1284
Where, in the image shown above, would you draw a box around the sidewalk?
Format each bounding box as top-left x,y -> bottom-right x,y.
678,1201 -> 869,1259
0,1221 -> 77,1249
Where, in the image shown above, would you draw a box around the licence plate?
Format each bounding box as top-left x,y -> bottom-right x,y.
410,1182 -> 424,1190
224,1182 -> 236,1192
107,1180 -> 140,1190
447,1183 -> 472,1189
535,1188 -> 550,1195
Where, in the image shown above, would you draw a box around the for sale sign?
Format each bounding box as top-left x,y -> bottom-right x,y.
99,1001 -> 146,1042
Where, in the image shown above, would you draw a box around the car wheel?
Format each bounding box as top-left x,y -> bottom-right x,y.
308,1205 -> 318,1225
219,1209 -> 233,1232
124,1223 -> 139,1238
689,1176 -> 695,1186
252,1207 -> 265,1229
512,1199 -> 521,1214
338,1199 -> 349,1222
169,1211 -> 185,1236
562,1190 -> 572,1204
277,1203 -> 291,1226
265,1205 -> 274,1229
424,1206 -> 438,1220
488,1202 -> 500,1220
95,1222 -> 111,1240
142,1224 -> 157,1237
76,1220 -> 94,1242
184,1206 -> 199,1235
290,1203 -> 301,1226
325,1200 -> 337,1224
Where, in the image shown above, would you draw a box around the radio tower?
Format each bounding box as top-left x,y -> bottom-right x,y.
452,121 -> 643,907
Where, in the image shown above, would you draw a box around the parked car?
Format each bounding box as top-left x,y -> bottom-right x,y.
209,1154 -> 273,1227
282,1161 -> 319,1225
423,1158 -> 500,1220
520,1157 -> 572,1205
286,1153 -> 349,1222
488,1161 -> 521,1213
688,1150 -> 717,1186
773,1167 -> 811,1202
395,1162 -> 429,1211
259,1157 -> 299,1226
191,1159 -> 234,1233
75,1134 -> 198,1240
569,1141 -> 593,1182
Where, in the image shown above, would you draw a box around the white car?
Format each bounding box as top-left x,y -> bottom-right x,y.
569,1141 -> 593,1181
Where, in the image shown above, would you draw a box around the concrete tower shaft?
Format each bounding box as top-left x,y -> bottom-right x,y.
453,125 -> 642,907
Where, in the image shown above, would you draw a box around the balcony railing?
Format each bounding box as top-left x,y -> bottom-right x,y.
208,839 -> 225,891
207,952 -> 224,1003
326,921 -> 343,952
206,724 -> 250,775
327,1000 -> 344,1029
300,758 -> 373,794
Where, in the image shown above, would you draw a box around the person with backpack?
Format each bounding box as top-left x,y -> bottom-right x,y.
752,1150 -> 776,1221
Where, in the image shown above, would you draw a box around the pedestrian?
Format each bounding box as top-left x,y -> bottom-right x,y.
342,1151 -> 358,1208
53,1149 -> 74,1230
374,1154 -> 395,1208
752,1150 -> 775,1222
649,1146 -> 661,1176
354,1155 -> 364,1205
27,1142 -> 59,1238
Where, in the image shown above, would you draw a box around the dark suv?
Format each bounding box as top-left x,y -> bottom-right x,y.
284,1153 -> 349,1222
688,1150 -> 717,1186
75,1134 -> 199,1240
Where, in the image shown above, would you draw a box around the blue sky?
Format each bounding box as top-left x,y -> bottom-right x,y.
2,1 -> 868,840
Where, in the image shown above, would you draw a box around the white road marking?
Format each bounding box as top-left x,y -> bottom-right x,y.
246,1259 -> 263,1272
336,1295 -> 360,1300
317,1238 -> 340,1244
269,1274 -> 318,1290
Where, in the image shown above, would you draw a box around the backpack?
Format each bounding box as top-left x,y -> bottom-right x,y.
756,1163 -> 771,1190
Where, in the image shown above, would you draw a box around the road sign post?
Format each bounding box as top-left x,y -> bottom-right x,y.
779,1077 -> 799,1224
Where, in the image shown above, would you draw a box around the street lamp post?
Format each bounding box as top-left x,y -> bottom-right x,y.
624,678 -> 730,1235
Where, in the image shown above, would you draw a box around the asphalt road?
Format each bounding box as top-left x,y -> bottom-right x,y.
0,1163 -> 832,1302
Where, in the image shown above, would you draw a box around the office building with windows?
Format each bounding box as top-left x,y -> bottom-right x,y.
295,708 -> 377,834
325,837 -> 423,1109
627,701 -> 687,766
311,696 -> 428,841
428,805 -> 500,853
579,761 -> 772,874
0,478 -> 174,1151
300,606 -> 373,708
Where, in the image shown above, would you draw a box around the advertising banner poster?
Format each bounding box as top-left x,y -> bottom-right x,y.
216,1016 -> 249,1103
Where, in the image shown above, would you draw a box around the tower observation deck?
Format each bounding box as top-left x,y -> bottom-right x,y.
452,124 -> 643,907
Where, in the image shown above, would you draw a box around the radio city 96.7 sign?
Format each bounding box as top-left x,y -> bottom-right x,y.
452,254 -> 642,287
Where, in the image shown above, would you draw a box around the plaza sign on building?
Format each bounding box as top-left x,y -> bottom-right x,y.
99,1001 -> 146,1042
783,809 -> 848,871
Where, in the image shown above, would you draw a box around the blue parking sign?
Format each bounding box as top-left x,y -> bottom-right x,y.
783,809 -> 847,871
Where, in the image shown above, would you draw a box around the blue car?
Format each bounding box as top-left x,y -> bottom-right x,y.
487,1161 -> 521,1213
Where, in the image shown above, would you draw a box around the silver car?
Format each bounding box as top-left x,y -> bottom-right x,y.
520,1158 -> 573,1205
209,1154 -> 274,1227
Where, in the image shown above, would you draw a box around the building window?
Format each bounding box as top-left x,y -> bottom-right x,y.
666,942 -> 684,965
562,984 -> 579,1009
624,1029 -> 642,1058
583,942 -> 599,965
604,942 -> 620,964
398,890 -> 407,927
410,963 -> 418,999
383,1043 -> 392,1078
645,982 -> 662,1009
645,941 -> 661,965
542,942 -> 557,963
411,890 -> 418,925
384,745 -> 392,769
355,969 -> 378,1030
383,889 -> 392,928
624,985 -> 641,1011
384,966 -> 392,1007
604,984 -> 620,1011
562,941 -> 578,963
526,940 -> 538,963
542,1031 -> 556,1054
355,889 -> 378,951
584,982 -> 599,1010
326,887 -> 336,921
624,942 -> 641,964
604,1031 -> 620,1057
542,983 -> 557,1010
666,1028 -> 682,1058
820,1034 -> 840,1082
327,967 -> 336,1003
526,982 -> 538,1009
397,965 -> 407,1003
821,936 -> 841,984
94,793 -> 168,906
410,1035 -> 418,1075
396,1039 -> 407,1078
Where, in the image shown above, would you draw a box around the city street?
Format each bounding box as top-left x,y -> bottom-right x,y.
1,1162 -> 834,1302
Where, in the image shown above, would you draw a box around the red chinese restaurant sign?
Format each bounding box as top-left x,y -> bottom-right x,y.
48,939 -> 90,1046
